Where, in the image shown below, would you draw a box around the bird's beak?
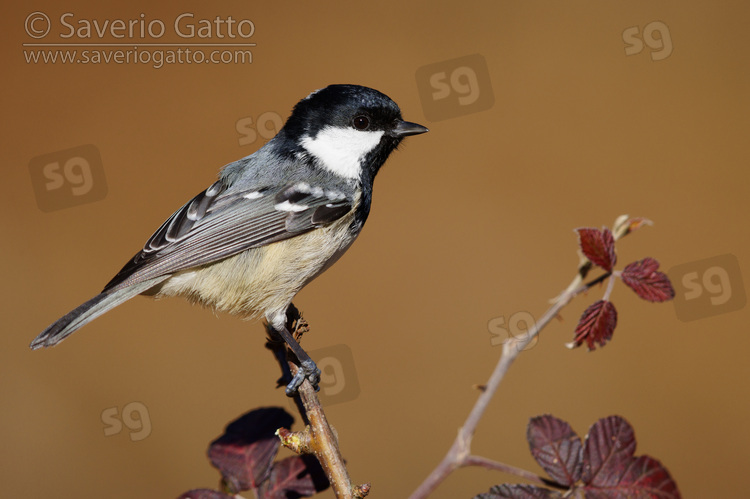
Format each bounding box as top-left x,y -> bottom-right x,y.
391,120 -> 429,137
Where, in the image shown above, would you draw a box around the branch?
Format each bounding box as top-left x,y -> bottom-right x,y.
408,281 -> 585,498
463,455 -> 549,486
285,363 -> 370,499
268,309 -> 370,499
409,215 -> 643,498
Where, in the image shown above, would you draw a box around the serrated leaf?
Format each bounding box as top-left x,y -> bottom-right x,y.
527,415 -> 582,486
259,455 -> 329,499
613,455 -> 680,497
582,416 -> 636,486
582,416 -> 680,498
572,300 -> 617,351
473,483 -> 563,498
176,490 -> 234,499
577,228 -> 616,272
208,407 -> 294,492
621,258 -> 675,302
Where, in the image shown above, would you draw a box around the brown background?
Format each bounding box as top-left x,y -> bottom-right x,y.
3,1 -> 749,498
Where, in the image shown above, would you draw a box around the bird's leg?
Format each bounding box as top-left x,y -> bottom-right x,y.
267,305 -> 321,396
265,333 -> 293,390
277,327 -> 321,396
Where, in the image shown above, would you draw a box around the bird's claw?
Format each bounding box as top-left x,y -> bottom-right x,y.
285,359 -> 321,396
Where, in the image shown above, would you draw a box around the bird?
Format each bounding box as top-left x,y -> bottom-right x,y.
30,84 -> 428,394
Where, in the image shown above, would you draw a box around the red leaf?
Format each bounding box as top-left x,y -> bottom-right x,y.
621,258 -> 675,302
572,300 -> 618,351
259,455 -> 329,499
177,490 -> 234,499
614,455 -> 681,497
208,407 -> 293,492
582,416 -> 636,486
577,228 -> 617,272
582,416 -> 681,498
527,415 -> 582,486
473,484 -> 562,498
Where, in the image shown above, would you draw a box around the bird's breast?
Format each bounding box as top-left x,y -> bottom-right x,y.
151,208 -> 360,319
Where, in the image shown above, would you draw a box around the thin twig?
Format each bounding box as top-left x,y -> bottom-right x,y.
463,455 -> 548,486
408,282 -> 581,498
409,215 -> 643,498
409,273 -> 611,498
289,364 -> 364,499
268,306 -> 369,499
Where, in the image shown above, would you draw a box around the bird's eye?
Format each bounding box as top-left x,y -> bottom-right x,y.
352,115 -> 370,130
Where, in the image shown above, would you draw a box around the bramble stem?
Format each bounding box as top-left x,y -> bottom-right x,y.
408,281 -> 588,498
409,214 -> 641,498
269,306 -> 369,499
289,363 -> 367,499
464,455 -> 548,485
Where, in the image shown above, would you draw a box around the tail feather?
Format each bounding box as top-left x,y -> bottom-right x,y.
30,279 -> 162,350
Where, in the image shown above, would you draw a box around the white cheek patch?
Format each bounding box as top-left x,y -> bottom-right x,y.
300,126 -> 385,179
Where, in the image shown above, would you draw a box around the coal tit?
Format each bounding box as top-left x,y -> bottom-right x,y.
30,84 -> 428,394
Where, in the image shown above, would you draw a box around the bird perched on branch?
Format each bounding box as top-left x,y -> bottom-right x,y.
31,84 -> 428,394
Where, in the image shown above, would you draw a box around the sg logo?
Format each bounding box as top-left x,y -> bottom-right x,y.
623,21 -> 673,61
292,344 -> 360,407
102,401 -> 152,442
488,311 -> 538,352
669,254 -> 746,321
28,144 -> 107,212
416,53 -> 494,122
236,111 -> 283,146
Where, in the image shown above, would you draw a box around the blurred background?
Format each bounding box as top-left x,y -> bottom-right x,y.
3,1 -> 748,497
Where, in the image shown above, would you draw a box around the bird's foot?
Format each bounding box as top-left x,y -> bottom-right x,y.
285,358 -> 321,396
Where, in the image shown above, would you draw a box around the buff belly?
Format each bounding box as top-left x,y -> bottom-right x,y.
145,213 -> 358,319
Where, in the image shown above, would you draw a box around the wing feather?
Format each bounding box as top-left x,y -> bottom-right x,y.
103,181 -> 352,292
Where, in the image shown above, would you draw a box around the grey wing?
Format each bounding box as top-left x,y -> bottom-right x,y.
102,180 -> 354,292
